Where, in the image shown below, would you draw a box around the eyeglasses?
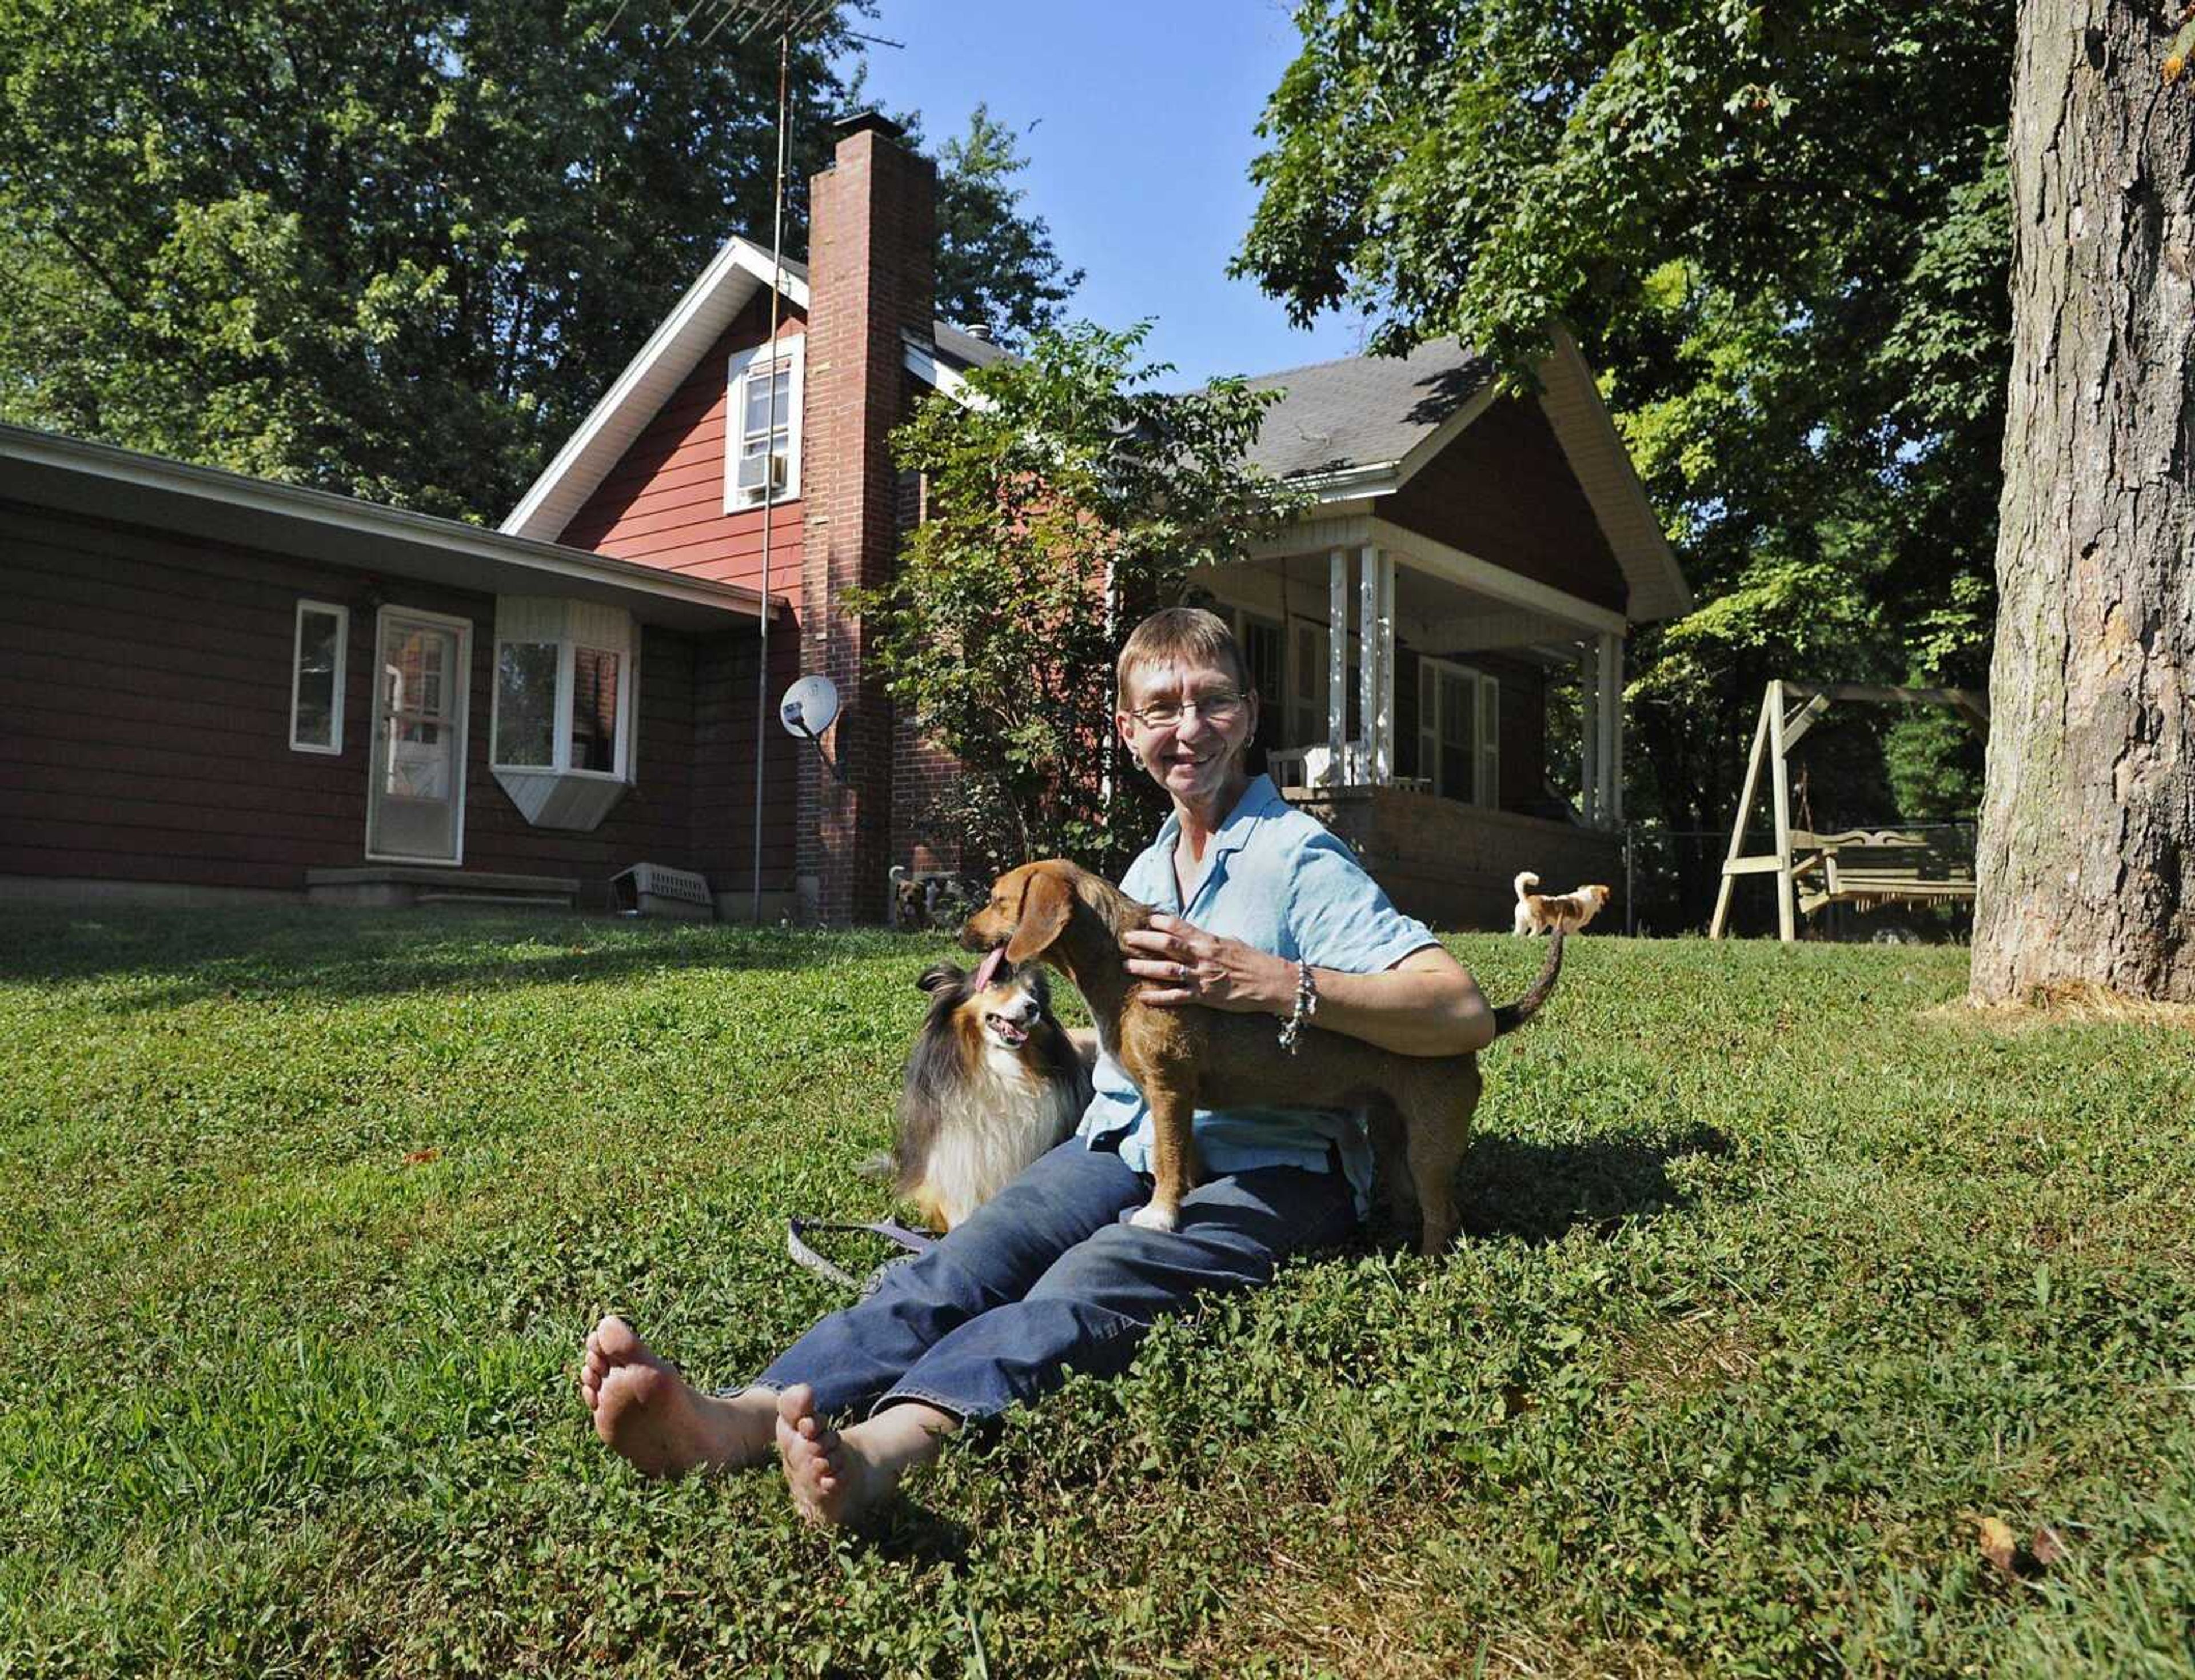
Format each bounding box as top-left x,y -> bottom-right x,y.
1124,690 -> 1247,729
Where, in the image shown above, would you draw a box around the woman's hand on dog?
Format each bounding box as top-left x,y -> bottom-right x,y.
1120,913 -> 1293,1012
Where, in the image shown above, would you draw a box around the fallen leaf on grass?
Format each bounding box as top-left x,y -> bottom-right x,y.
1976,1515 -> 2066,1579
1977,1515 -> 2019,1577
404,1148 -> 441,1165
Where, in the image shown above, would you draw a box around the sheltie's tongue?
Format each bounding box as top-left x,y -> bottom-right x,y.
972,945 -> 1008,991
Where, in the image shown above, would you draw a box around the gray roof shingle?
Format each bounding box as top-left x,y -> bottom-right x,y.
1240,337 -> 1491,479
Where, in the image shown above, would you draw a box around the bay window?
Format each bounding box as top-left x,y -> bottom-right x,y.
489,598 -> 637,830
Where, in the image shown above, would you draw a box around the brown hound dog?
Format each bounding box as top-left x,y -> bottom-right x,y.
960,860 -> 1565,1255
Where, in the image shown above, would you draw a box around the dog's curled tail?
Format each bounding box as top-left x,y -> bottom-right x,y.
1512,870 -> 1540,901
1490,931 -> 1564,1039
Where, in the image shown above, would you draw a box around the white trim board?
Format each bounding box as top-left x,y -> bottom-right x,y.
1367,517 -> 1629,636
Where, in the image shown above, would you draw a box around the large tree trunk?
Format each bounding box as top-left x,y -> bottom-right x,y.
1972,3 -> 2195,1002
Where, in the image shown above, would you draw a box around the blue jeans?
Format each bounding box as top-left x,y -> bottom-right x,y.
745,1138 -> 1358,1423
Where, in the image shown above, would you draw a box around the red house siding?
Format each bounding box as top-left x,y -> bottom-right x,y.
558,296 -> 807,611
689,622 -> 803,896
1,504 -> 376,890
1386,394 -> 1628,614
0,500 -> 785,907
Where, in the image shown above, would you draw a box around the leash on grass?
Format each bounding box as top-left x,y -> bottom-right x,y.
786,1215 -> 939,1296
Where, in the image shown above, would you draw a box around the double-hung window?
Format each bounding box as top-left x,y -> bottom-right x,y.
490,599 -> 637,831
725,336 -> 804,509
1418,658 -> 1500,807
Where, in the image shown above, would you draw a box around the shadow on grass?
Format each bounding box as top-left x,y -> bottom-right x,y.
0,905 -> 942,1006
864,1499 -> 974,1567
1452,1123 -> 1730,1247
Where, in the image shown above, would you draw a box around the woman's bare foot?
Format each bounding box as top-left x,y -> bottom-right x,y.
578,1315 -> 777,1478
774,1384 -> 957,1528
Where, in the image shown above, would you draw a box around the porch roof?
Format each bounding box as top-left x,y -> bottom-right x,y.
1241,327 -> 1691,626
1243,338 -> 1491,481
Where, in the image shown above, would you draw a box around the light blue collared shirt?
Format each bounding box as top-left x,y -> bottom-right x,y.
1076,775 -> 1441,1214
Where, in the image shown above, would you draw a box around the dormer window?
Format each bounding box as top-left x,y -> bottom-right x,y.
726,336 -> 804,509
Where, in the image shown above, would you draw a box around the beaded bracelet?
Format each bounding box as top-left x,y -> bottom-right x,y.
1277,959 -> 1319,1054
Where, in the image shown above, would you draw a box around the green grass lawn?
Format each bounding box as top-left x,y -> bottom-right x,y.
2,907 -> 2191,1678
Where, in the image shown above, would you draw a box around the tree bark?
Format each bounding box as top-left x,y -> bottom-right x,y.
1973,2 -> 2195,1001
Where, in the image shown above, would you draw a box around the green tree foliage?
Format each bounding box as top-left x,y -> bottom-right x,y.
932,105 -> 1083,347
0,0 -> 859,516
0,4 -> 1083,521
858,324 -> 1305,871
1236,2 -> 2009,877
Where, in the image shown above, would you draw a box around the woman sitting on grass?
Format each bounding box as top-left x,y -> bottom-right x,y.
578,607 -> 1495,1527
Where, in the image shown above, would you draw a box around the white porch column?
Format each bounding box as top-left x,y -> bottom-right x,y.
1578,641 -> 1599,824
1602,631 -> 1625,825
1358,544 -> 1379,783
1596,632 -> 1620,826
1376,549 -> 1396,783
1327,549 -> 1348,777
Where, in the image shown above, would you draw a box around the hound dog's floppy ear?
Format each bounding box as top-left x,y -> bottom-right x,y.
916,961 -> 967,993
1005,867 -> 1075,966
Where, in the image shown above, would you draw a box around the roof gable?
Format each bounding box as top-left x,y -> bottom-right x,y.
1243,331 -> 1691,624
502,235 -> 1001,545
502,237 -> 809,542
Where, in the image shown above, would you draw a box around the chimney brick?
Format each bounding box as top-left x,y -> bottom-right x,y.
798,121 -> 937,924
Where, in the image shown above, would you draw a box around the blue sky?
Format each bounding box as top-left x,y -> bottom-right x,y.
840,0 -> 1368,384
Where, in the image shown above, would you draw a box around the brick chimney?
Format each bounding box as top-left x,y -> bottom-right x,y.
798,113 -> 936,924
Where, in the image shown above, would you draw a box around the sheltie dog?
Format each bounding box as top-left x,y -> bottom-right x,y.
1512,871 -> 1613,936
888,949 -> 1092,1231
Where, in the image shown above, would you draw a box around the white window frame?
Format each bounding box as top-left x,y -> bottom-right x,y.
553,639 -> 634,782
365,605 -> 472,867
724,334 -> 805,510
289,598 -> 349,755
1418,656 -> 1500,808
489,604 -> 637,785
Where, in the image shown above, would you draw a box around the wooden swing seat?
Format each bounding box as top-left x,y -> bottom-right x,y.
1790,828 -> 1977,917
1709,680 -> 1988,941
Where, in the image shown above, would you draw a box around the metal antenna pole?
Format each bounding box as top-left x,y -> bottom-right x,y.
751,22 -> 791,924
693,0 -> 900,923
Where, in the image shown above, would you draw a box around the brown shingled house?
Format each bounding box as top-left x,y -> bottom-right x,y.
1,113 -> 1686,928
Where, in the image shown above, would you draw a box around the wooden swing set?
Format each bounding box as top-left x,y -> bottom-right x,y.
1709,679 -> 1989,942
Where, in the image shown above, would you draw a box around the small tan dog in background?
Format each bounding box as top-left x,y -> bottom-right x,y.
1512,871 -> 1611,937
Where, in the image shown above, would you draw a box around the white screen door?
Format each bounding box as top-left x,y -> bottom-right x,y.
368,610 -> 469,864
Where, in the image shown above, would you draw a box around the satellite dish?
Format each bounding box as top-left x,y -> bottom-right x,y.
779,673 -> 841,739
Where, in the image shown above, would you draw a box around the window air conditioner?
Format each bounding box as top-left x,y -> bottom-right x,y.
736,452 -> 787,497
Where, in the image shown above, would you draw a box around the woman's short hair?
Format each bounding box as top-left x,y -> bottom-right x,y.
1116,606 -> 1250,700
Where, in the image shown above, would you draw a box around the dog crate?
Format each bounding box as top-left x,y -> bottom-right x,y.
609,862 -> 715,921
